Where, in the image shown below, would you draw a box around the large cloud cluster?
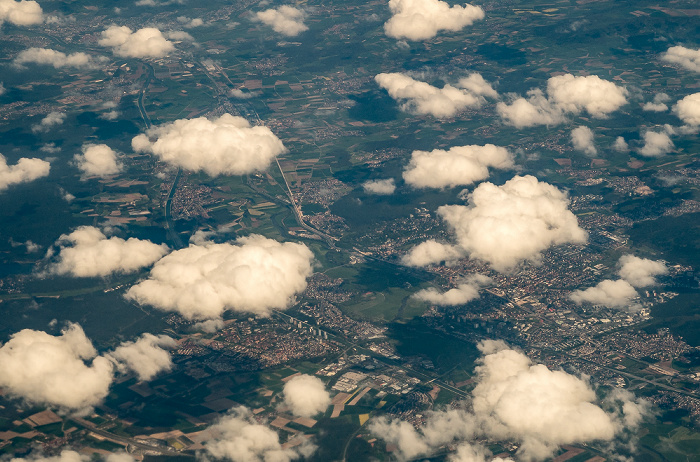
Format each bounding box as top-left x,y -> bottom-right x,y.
384,0 -> 484,41
132,114 -> 286,176
125,235 -> 315,320
282,374 -> 331,417
255,5 -> 307,37
413,274 -> 491,306
0,0 -> 43,26
570,254 -> 667,308
497,74 -> 628,127
375,72 -> 496,118
74,144 -> 123,178
673,93 -> 700,127
10,450 -> 135,462
407,175 -> 587,272
202,407 -> 314,462
371,340 -> 648,461
14,48 -> 104,69
662,45 -> 700,73
0,153 -> 50,192
0,324 -> 174,412
46,226 -> 169,277
402,144 -> 513,189
99,26 -> 175,58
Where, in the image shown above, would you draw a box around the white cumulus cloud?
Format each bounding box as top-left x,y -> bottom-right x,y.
125,235 -> 315,320
570,126 -> 597,156
0,153 -> 50,192
255,6 -> 307,37
0,0 -> 43,26
132,114 -> 286,176
108,333 -> 177,381
673,92 -> 700,127
99,25 -> 175,58
407,175 -> 587,272
498,74 -> 628,127
363,178 -> 396,195
14,48 -> 105,69
639,129 -> 674,157
613,136 -> 629,152
403,144 -> 513,189
371,340 -> 648,461
282,374 -> 331,417
617,254 -> 668,288
375,72 -> 496,118
46,226 -> 169,277
32,111 -> 65,133
413,274 -> 491,306
642,93 -> 670,112
0,324 -> 114,411
74,143 -> 123,178
384,0 -> 484,41
0,324 -> 175,412
570,279 -> 639,308
401,240 -> 464,267
662,45 -> 700,73
202,407 -> 315,462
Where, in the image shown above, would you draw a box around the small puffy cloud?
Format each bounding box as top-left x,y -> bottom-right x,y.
409,175 -> 587,272
74,143 -> 123,178
31,111 -> 65,133
617,254 -> 668,288
403,144 -> 513,189
662,45 -> 700,73
498,74 -> 628,127
413,274 -> 491,306
14,48 -> 104,69
363,178 -> 396,195
282,374 -> 331,417
673,92 -> 700,126
0,153 -> 50,192
0,82 -> 4,95
375,72 -> 495,118
165,30 -> 194,42
99,25 -> 175,58
0,0 -> 43,26
613,136 -> 629,152
496,89 -> 566,128
0,324 -> 114,411
132,114 -> 286,176
203,407 -> 315,462
569,279 -> 639,308
401,240 -> 464,267
457,73 -> 498,98
46,226 -> 169,277
639,129 -> 674,157
230,88 -> 258,99
108,333 -> 176,381
177,16 -> 203,28
371,340 -> 648,461
642,93 -> 670,112
570,126 -> 597,156
0,324 -> 174,412
125,235 -> 315,320
384,0 -> 484,41
255,5 -> 307,37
